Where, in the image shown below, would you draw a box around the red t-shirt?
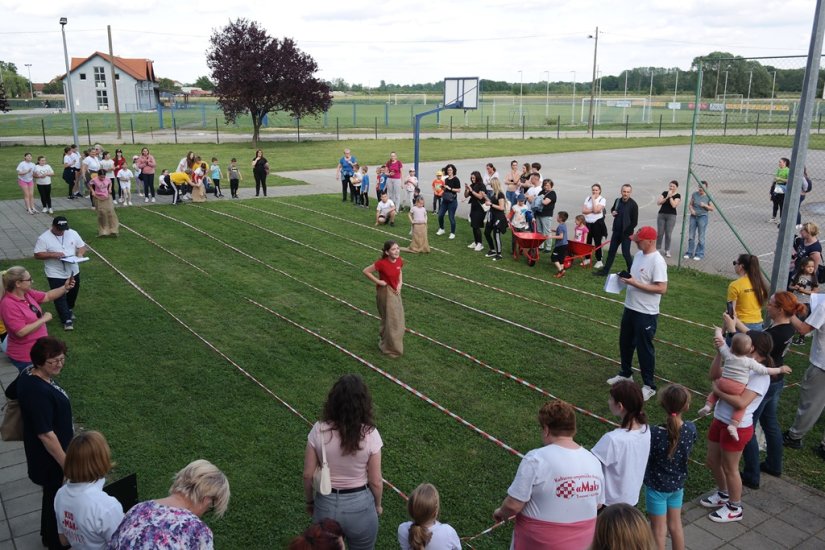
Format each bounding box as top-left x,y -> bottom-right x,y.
386,159 -> 403,179
373,257 -> 404,291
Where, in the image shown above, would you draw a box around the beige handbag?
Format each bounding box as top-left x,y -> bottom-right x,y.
312,425 -> 331,495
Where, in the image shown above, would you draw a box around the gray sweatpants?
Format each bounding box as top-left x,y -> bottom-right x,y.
656,213 -> 677,251
788,364 -> 825,445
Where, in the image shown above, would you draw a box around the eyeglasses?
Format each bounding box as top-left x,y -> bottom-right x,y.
44,356 -> 66,366
20,277 -> 32,282
28,303 -> 42,319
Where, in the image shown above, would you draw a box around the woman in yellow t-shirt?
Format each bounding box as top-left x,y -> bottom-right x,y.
727,254 -> 769,330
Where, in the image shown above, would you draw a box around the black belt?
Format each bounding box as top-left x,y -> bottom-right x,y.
331,485 -> 367,494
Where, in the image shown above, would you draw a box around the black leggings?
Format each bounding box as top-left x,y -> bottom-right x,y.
37,184 -> 52,209
586,219 -> 608,261
230,179 -> 239,197
254,170 -> 267,196
62,168 -> 74,197
485,221 -> 504,255
142,173 -> 156,197
772,194 -> 785,218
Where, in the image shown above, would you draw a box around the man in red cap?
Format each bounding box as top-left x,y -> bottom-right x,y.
606,226 -> 668,401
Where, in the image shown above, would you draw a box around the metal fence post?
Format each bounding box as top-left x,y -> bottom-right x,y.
486,116 -> 489,139
130,118 -> 135,144
86,119 -> 91,145
787,109 -> 793,135
297,117 -> 301,142
450,116 -> 453,139
216,118 -> 220,144
336,117 -> 339,141
41,120 -> 47,146
384,103 -> 389,127
723,113 -> 728,136
755,112 -> 760,135
374,116 -> 378,139
522,115 -> 526,139
557,115 -> 560,139
819,112 -> 822,134
591,116 -> 595,138
658,114 -> 663,137
625,115 -> 629,138
173,117 -> 178,144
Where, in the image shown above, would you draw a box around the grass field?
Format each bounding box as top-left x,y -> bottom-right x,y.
9,194 -> 823,548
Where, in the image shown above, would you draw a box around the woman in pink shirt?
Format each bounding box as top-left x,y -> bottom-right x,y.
135,147 -> 157,202
303,374 -> 383,550
0,266 -> 74,370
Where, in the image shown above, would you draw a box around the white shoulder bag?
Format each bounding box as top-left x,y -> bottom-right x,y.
312,424 -> 332,495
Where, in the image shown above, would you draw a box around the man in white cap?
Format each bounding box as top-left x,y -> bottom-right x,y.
606,226 -> 668,401
33,216 -> 87,331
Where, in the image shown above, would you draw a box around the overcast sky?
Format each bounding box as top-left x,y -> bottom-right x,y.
0,0 -> 818,87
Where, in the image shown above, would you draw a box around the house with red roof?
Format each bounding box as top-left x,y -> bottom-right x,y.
60,51 -> 159,112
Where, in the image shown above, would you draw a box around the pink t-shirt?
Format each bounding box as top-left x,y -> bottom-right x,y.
0,290 -> 47,362
410,206 -> 427,224
573,224 -> 590,243
308,421 -> 383,489
90,176 -> 111,199
386,159 -> 403,179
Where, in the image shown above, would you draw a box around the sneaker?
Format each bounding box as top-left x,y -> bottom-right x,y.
48,208 -> 53,214
665,250 -> 672,258
769,218 -> 776,223
642,385 -> 657,401
582,258 -> 591,266
700,491 -> 729,508
468,242 -> 477,248
63,321 -> 74,331
697,404 -> 712,417
449,233 -> 456,239
485,250 -> 497,257
42,206 -> 49,213
128,201 -> 133,206
145,197 -> 149,203
684,253 -> 691,259
436,229 -> 445,236
492,255 -> 502,261
606,374 -> 631,385
709,504 -> 743,523
792,336 -> 805,346
594,261 -> 604,269
693,256 -> 701,260
474,243 -> 484,252
783,431 -> 803,449
151,197 -> 156,203
138,192 -> 144,197
554,270 -> 566,278
117,198 -> 123,203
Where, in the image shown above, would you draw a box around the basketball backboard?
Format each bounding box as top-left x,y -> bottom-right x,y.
443,77 -> 479,110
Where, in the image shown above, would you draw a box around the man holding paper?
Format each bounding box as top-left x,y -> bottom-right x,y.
33,216 -> 87,331
606,226 -> 668,402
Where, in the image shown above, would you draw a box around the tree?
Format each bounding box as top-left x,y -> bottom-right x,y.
207,18 -> 331,145
156,77 -> 182,93
194,75 -> 214,91
42,79 -> 64,95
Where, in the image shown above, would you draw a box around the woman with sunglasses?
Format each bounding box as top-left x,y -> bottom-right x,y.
0,266 -> 74,371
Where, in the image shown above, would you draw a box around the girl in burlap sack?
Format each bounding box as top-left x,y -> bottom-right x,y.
405,196 -> 430,254
362,241 -> 405,357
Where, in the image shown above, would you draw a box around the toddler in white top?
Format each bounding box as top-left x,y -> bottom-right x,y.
402,169 -> 418,211
698,328 -> 790,440
397,483 -> 460,550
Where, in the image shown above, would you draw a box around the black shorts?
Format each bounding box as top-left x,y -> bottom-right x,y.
550,245 -> 568,263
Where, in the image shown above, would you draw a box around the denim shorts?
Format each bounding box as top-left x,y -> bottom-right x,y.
645,486 -> 684,515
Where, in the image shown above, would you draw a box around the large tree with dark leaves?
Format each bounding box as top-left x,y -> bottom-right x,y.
207,19 -> 331,145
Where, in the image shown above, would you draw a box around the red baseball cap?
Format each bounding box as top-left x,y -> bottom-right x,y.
633,226 -> 657,241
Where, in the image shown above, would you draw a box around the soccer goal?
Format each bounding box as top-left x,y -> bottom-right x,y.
580,97 -> 649,124
393,93 -> 427,105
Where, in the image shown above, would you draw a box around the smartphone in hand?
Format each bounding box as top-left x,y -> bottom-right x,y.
726,301 -> 734,317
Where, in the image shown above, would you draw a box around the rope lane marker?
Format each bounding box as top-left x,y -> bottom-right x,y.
120,223 -> 209,275
84,242 -> 409,502
431,268 -> 716,361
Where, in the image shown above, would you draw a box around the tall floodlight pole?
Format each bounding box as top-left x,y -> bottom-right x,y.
722,70 -> 729,114
770,70 -> 777,121
587,26 -> 599,133
544,71 -> 550,118
24,64 -> 33,98
518,70 -> 523,122
647,71 -> 654,122
59,17 -> 79,148
622,70 -> 628,121
745,69 -> 753,122
672,69 -> 679,123
714,62 -> 721,98
571,71 -> 576,124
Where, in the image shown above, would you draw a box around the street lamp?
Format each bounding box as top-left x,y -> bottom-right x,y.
647,71 -> 654,123
544,70 -> 550,119
518,70 -> 523,123
24,64 -> 33,98
59,17 -> 80,147
672,69 -> 679,123
570,70 -> 576,124
587,26 -> 599,133
745,69 -> 754,122
770,70 -> 777,122
722,70 -> 729,114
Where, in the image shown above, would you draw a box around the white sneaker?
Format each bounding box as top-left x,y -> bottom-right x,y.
582,258 -> 591,266
128,201 -> 133,206
769,218 -> 776,223
436,229 -> 445,236
145,197 -> 149,203
709,504 -> 743,523
468,242 -> 477,248
48,208 -> 53,214
700,491 -> 729,508
151,197 -> 156,203
684,253 -> 690,259
474,243 -> 484,251
642,385 -> 657,401
665,250 -> 672,258
42,206 -> 49,213
594,261 -> 604,269
693,256 -> 701,260
118,198 -> 123,204
449,233 -> 455,240
606,374 -> 631,385
138,192 -> 144,197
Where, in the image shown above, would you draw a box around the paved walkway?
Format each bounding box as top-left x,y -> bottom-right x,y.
2,163 -> 825,549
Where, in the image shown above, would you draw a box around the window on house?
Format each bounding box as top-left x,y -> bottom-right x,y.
79,73 -> 86,80
96,90 -> 109,111
115,73 -> 120,80
94,66 -> 106,88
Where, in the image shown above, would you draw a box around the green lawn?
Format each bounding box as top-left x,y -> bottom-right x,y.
8,195 -> 823,548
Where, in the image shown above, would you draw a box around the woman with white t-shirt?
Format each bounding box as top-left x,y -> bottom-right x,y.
493,400 -> 604,550
16,151 -> 37,214
701,329 -> 771,524
398,483 -> 460,550
582,183 -> 608,268
54,431 -> 124,550
591,380 -> 651,507
33,155 -> 55,214
303,374 -> 383,550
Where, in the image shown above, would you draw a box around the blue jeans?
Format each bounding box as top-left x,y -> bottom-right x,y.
742,379 -> 785,484
687,215 -> 708,258
438,198 -> 458,233
619,308 -> 658,389
313,488 -> 378,550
